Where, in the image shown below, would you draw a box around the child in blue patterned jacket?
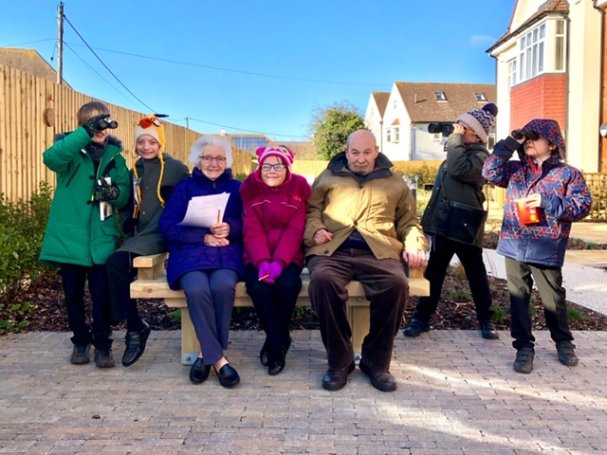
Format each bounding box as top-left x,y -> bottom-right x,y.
482,119 -> 592,374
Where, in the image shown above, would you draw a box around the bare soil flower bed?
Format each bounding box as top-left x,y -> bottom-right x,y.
11,231 -> 607,333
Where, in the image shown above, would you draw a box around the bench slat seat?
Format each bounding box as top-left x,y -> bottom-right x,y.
131,252 -> 429,365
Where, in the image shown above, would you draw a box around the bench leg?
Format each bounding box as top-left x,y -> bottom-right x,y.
348,298 -> 369,363
180,309 -> 200,366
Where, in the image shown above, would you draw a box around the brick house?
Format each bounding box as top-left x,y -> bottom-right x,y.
488,0 -> 606,172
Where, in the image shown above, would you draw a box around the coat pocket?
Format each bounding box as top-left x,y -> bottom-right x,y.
446,201 -> 487,244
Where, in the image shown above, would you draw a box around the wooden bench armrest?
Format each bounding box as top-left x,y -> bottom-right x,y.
133,252 -> 168,280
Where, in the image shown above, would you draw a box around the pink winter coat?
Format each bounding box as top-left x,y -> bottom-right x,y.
240,171 -> 311,268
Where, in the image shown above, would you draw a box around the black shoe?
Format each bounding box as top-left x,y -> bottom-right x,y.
556,341 -> 578,367
122,321 -> 152,367
94,348 -> 115,368
479,320 -> 499,340
403,318 -> 430,337
259,340 -> 270,367
215,363 -> 240,388
359,360 -> 397,392
513,347 -> 534,374
70,344 -> 91,365
189,357 -> 211,384
268,358 -> 285,376
321,361 -> 355,391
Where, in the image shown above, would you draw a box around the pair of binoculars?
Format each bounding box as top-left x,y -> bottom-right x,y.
511,129 -> 539,141
98,117 -> 118,129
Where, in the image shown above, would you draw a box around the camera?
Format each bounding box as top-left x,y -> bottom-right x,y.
511,129 -> 539,141
98,117 -> 118,129
428,122 -> 454,137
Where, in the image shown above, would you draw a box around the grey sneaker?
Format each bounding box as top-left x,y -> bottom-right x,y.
70,344 -> 90,365
513,347 -> 535,374
556,341 -> 578,367
94,348 -> 115,368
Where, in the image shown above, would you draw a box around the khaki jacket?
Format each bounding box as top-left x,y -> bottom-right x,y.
304,152 -> 426,260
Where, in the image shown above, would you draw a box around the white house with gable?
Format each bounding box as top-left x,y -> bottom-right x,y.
365,82 -> 496,162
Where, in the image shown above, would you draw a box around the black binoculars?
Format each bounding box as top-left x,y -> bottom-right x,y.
511,129 -> 539,141
98,117 -> 118,129
428,122 -> 454,137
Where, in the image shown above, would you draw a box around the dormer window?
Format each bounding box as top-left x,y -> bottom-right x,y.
474,92 -> 487,102
434,91 -> 447,101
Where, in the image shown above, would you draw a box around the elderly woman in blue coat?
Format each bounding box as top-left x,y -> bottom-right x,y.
159,136 -> 243,388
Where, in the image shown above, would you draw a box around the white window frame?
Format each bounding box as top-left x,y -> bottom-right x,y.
386,128 -> 392,143
434,91 -> 447,101
514,18 -> 566,85
393,127 -> 399,143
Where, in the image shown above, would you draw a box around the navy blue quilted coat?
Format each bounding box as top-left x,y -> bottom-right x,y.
159,167 -> 243,290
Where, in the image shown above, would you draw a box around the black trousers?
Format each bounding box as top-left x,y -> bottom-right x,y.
307,250 -> 408,372
106,250 -> 144,332
59,263 -> 112,349
244,263 -> 302,359
505,257 -> 573,350
414,235 -> 493,323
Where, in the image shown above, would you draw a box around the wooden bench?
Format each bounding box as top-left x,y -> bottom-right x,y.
130,252 -> 430,365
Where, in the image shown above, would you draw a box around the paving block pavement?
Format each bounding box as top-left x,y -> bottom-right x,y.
1,329 -> 607,454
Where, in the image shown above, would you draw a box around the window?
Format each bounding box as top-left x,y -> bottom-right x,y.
518,23 -> 546,81
474,92 -> 487,102
508,58 -> 517,87
393,127 -> 399,143
555,19 -> 565,71
386,128 -> 392,143
434,91 -> 447,101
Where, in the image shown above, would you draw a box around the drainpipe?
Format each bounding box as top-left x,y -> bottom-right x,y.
593,0 -> 606,171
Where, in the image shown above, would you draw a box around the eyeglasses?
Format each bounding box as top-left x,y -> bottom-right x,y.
199,155 -> 227,163
261,163 -> 286,172
138,117 -> 161,128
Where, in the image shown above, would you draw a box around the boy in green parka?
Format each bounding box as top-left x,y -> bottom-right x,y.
40,101 -> 130,368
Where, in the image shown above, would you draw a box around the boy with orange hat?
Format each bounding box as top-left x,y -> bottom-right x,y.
106,115 -> 189,367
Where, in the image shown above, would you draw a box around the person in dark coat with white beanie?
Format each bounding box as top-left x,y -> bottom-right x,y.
404,103 -> 499,340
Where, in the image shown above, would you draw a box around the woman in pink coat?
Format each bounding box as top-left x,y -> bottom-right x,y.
240,145 -> 311,375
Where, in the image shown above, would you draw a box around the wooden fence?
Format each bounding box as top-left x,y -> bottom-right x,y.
0,64 -> 253,202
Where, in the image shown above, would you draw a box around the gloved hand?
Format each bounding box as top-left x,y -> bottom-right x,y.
258,260 -> 271,282
82,114 -> 118,137
93,178 -> 121,201
266,260 -> 284,284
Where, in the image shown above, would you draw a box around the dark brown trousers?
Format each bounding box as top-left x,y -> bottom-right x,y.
307,249 -> 409,371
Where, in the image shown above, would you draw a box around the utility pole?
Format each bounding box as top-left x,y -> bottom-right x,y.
56,2 -> 64,85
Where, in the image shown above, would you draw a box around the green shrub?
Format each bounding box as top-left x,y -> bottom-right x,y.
492,307 -> 508,324
0,182 -> 53,332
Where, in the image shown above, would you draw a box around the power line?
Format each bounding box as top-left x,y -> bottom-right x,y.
61,14 -> 156,112
82,45 -> 380,87
63,42 -> 133,103
183,117 -> 308,140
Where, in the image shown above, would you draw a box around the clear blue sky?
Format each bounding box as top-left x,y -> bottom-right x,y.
1,0 -> 514,141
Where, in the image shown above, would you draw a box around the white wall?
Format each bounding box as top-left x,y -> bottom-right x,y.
411,124 -> 449,160
382,84 -> 411,161
364,95 -> 383,152
566,0 -> 601,171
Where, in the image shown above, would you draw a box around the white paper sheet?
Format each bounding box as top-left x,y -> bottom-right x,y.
179,192 -> 230,228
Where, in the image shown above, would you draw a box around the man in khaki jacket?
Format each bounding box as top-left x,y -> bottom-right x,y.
305,129 -> 427,392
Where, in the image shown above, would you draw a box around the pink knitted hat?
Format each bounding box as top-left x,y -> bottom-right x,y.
255,145 -> 294,170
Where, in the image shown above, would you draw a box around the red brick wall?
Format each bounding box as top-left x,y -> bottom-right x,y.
510,74 -> 567,131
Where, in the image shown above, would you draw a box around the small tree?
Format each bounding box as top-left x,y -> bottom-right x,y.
310,102 -> 365,160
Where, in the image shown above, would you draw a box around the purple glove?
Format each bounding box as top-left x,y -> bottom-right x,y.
266,260 -> 284,284
258,260 -> 271,282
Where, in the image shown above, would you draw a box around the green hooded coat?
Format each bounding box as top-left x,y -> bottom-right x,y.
39,127 -> 130,266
